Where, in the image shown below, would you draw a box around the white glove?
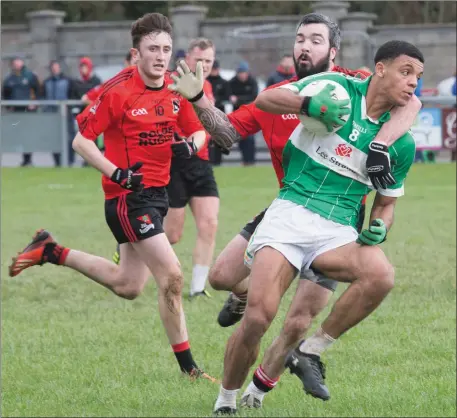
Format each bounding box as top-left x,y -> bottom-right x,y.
168,60 -> 204,102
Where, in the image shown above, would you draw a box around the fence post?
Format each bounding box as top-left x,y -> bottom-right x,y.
310,1 -> 350,21
170,5 -> 208,53
26,10 -> 66,81
60,102 -> 69,167
339,12 -> 378,69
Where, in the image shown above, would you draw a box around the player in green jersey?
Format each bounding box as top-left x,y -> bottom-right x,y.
212,40 -> 423,413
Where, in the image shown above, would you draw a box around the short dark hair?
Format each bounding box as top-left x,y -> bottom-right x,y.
374,40 -> 424,64
131,13 -> 172,49
296,13 -> 341,50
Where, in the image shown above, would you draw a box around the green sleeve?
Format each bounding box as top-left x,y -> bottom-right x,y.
278,72 -> 351,94
378,132 -> 416,197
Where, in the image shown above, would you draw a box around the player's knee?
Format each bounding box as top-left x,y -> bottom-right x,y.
166,228 -> 183,245
197,216 -> 218,241
114,280 -> 145,300
242,306 -> 275,343
208,260 -> 229,290
362,257 -> 395,294
161,271 -> 184,301
377,261 -> 395,293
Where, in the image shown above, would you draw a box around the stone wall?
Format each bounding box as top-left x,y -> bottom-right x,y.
1,4 -> 455,87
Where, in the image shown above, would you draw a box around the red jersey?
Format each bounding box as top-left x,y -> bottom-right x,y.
228,67 -> 371,187
76,67 -> 204,199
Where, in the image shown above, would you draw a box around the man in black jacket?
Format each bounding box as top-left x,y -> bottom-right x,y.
228,61 -> 258,165
42,60 -> 76,167
2,58 -> 40,166
207,60 -> 231,165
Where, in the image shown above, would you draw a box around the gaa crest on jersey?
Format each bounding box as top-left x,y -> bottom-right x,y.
172,98 -> 180,114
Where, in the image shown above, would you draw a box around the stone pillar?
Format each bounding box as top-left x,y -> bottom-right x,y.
170,5 -> 208,53
310,1 -> 350,22
339,12 -> 378,69
26,10 -> 66,80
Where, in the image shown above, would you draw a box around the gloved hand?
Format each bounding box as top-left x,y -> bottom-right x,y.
168,61 -> 205,102
213,142 -> 231,155
366,141 -> 396,190
172,132 -> 198,158
110,162 -> 144,192
301,84 -> 351,132
356,218 -> 387,246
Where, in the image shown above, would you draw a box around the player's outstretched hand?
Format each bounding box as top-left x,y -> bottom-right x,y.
168,61 -> 205,102
111,162 -> 144,192
366,141 -> 396,190
356,218 -> 387,246
305,84 -> 351,132
172,132 -> 198,159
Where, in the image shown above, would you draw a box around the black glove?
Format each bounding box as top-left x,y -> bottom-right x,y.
171,132 -> 198,158
110,162 -> 144,192
213,141 -> 231,155
366,141 -> 396,190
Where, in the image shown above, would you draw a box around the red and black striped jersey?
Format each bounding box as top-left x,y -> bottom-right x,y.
76,66 -> 204,199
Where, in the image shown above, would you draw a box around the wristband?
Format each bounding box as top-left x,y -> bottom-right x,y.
188,90 -> 204,103
299,96 -> 311,116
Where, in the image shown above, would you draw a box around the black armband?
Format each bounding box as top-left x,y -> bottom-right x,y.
299,96 -> 311,116
188,90 -> 204,103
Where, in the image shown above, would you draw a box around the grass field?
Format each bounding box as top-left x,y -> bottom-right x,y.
1,163 -> 456,417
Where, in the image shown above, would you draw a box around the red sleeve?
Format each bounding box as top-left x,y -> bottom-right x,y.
76,92 -> 117,141
227,102 -> 261,138
86,85 -> 102,102
177,98 -> 204,137
204,80 -> 215,105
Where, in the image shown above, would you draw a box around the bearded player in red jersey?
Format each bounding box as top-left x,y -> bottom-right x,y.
8,13 -> 217,382
169,13 -> 421,412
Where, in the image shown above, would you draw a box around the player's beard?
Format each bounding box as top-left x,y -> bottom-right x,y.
294,50 -> 332,79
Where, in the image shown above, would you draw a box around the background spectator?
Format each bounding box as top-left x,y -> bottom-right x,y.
266,54 -> 295,87
229,61 -> 259,165
41,60 -> 76,167
2,57 -> 40,166
71,56 -> 101,114
207,60 -> 231,165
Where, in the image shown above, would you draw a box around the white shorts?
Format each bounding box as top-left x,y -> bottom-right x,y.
244,198 -> 358,271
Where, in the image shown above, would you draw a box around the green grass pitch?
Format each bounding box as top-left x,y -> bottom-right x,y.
1,163 -> 456,417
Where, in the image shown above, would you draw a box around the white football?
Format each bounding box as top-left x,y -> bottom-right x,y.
298,79 -> 351,135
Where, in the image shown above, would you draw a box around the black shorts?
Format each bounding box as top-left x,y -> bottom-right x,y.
167,156 -> 219,208
239,208 -> 268,240
105,187 -> 169,244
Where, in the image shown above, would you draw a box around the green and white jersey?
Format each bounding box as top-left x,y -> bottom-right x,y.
278,72 -> 416,229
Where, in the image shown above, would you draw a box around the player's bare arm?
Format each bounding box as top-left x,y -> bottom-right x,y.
373,94 -> 421,147
369,193 -> 397,230
356,193 -> 397,246
254,87 -> 303,115
72,132 -> 117,177
192,98 -> 243,148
